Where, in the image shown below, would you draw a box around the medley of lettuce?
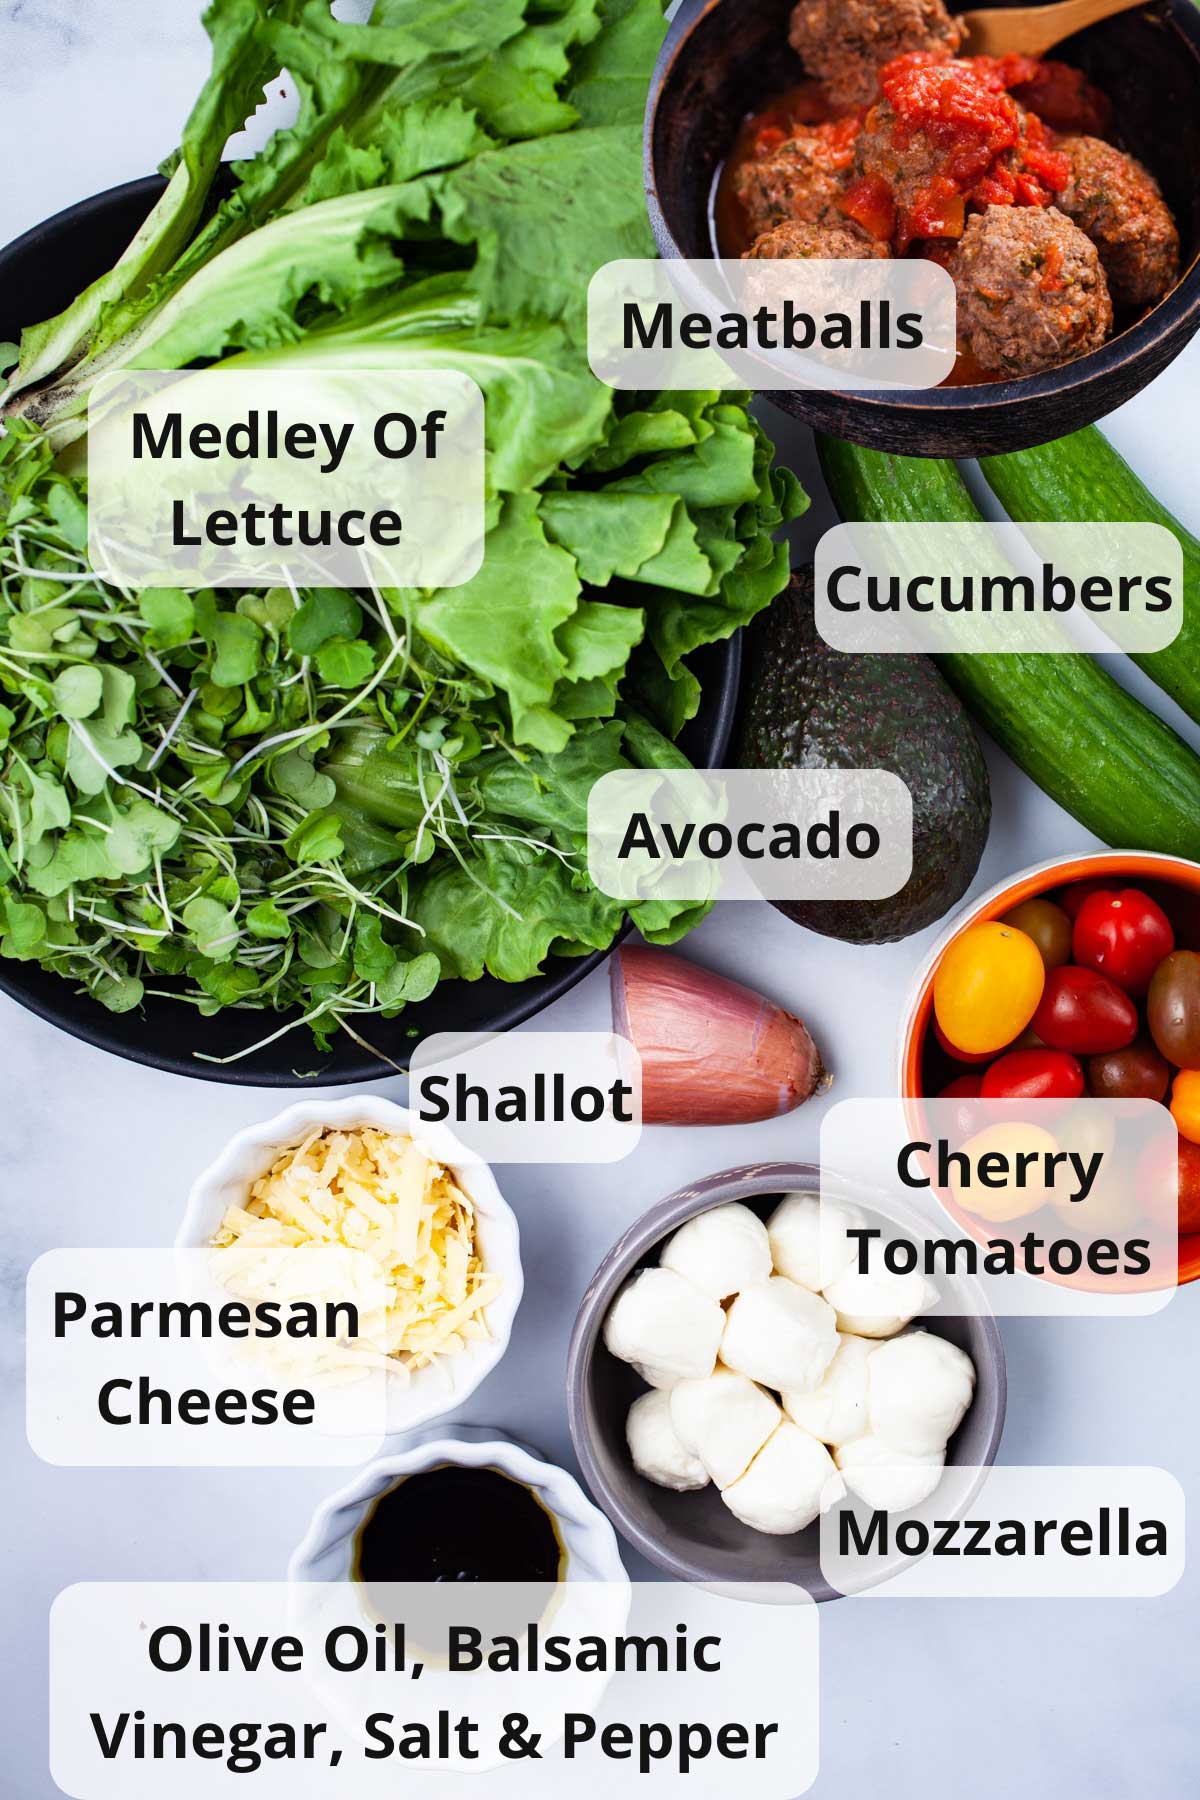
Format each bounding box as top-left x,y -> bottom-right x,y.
0,0 -> 802,1063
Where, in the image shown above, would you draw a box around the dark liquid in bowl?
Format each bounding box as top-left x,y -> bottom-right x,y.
353,1464 -> 567,1651
355,1464 -> 563,1586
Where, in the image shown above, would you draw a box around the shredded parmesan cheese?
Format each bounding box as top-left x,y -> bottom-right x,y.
210,1126 -> 501,1381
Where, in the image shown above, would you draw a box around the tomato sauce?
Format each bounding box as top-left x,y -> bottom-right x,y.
877,54 -> 1068,249
713,81 -> 845,256
712,52 -> 1105,386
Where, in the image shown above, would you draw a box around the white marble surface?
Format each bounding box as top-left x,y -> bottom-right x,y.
2,3 -> 1199,1795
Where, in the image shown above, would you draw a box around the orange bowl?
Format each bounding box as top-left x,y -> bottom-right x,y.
898,852 -> 1200,1287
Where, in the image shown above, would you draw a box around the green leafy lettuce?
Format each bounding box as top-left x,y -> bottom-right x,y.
0,0 -> 803,1063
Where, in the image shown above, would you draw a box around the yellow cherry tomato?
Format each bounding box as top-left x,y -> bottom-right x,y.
952,1123 -> 1060,1223
1170,1069 -> 1200,1145
933,921 -> 1046,1057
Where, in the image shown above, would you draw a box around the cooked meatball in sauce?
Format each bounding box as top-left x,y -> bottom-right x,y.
1055,135 -> 1180,309
715,1 -> 1183,382
732,121 -> 861,238
746,218 -> 890,260
950,204 -> 1113,376
787,0 -> 963,111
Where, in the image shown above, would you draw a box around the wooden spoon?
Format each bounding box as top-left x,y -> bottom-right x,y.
957,0 -> 1148,60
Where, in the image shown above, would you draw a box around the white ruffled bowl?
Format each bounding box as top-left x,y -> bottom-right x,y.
176,1096 -> 523,1437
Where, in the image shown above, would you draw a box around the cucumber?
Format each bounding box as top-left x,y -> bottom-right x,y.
816,437 -> 1200,858
980,426 -> 1200,725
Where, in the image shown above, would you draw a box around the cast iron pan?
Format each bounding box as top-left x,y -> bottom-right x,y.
0,178 -> 743,1084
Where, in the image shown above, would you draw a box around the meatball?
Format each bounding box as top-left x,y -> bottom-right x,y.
1055,135 -> 1180,309
852,98 -> 945,216
745,219 -> 890,259
788,0 -> 963,110
951,204 -> 1113,376
733,129 -> 855,237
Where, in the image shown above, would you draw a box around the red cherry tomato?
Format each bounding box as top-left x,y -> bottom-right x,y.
1031,965 -> 1138,1054
1072,887 -> 1174,995
980,1048 -> 1085,1103
1057,877 -> 1114,922
1140,1133 -> 1200,1236
1183,1140 -> 1200,1236
937,1073 -> 986,1138
932,1017 -> 995,1064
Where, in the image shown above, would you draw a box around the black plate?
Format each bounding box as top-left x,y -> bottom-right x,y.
0,178 -> 743,1084
646,0 -> 1200,456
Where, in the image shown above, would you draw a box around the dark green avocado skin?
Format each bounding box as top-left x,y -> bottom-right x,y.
734,569 -> 991,944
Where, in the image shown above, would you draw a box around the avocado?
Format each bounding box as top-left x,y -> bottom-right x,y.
734,568 -> 991,943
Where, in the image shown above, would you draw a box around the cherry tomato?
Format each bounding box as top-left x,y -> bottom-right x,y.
981,1048 -> 1084,1103
1072,887 -> 1174,995
1170,1070 -> 1200,1145
1057,877 -> 1114,922
1086,1039 -> 1171,1102
940,1074 -> 983,1098
938,1073 -> 986,1137
933,921 -> 1045,1056
1138,1133 -> 1200,1236
1147,950 -> 1200,1069
1002,897 -> 1072,970
1181,1139 -> 1200,1235
1031,965 -> 1137,1054
951,1122 -> 1058,1221
1143,881 -> 1200,951
932,1017 -> 994,1064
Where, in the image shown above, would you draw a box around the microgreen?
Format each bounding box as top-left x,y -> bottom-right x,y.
0,0 -> 803,1061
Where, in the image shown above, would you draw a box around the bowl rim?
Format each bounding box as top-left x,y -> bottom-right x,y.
566,1159 -> 1008,1598
175,1095 -> 525,1434
0,176 -> 744,1086
897,850 -> 1200,1286
644,0 -> 1200,418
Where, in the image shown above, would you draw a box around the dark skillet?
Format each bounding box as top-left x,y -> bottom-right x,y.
646,0 -> 1200,456
0,178 -> 743,1085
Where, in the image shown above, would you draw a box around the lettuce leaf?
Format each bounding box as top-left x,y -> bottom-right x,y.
0,0 -> 805,1051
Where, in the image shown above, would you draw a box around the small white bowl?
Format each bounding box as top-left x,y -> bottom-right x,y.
177,1096 -> 523,1437
288,1428 -> 630,1769
288,1424 -> 629,1587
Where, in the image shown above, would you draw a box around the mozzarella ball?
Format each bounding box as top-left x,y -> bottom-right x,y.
835,1433 -> 945,1511
820,1263 -> 937,1338
781,1332 -> 875,1447
867,1330 -> 976,1455
634,1362 -> 681,1391
767,1192 -> 867,1292
660,1202 -> 772,1301
720,1276 -> 839,1394
722,1423 -> 846,1535
626,1389 -> 709,1492
669,1366 -> 781,1489
603,1268 -> 723,1381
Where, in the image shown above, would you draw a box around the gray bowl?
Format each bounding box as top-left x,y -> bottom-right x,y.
566,1162 -> 1006,1600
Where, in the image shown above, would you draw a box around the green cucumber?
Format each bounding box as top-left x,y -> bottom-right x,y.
816,437 -> 1200,857
981,426 -> 1200,725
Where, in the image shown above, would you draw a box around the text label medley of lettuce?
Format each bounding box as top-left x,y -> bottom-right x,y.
0,0 -> 801,1064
